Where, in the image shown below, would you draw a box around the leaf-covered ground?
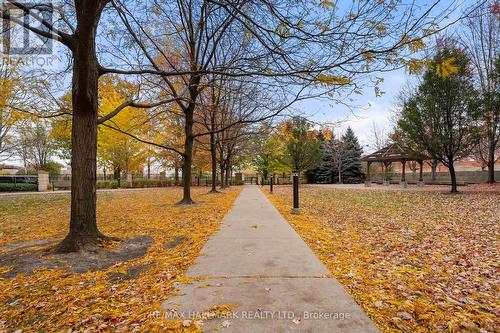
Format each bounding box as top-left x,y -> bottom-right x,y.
0,187 -> 241,332
266,185 -> 499,332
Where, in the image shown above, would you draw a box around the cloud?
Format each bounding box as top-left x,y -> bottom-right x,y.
335,100 -> 397,149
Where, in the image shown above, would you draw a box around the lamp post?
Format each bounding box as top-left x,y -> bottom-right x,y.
292,172 -> 299,214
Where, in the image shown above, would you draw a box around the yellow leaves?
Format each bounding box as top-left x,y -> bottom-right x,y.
362,51 -> 375,63
176,275 -> 192,285
151,4 -> 161,15
97,76 -> 150,173
0,187 -> 242,332
316,74 -> 351,86
407,38 -> 425,53
404,58 -> 429,75
366,20 -> 387,34
436,57 -> 460,79
319,0 -> 335,10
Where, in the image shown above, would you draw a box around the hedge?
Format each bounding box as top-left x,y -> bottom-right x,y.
0,183 -> 37,192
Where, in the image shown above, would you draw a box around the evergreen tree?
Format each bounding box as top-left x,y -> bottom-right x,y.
339,127 -> 364,183
306,129 -> 332,183
308,127 -> 363,184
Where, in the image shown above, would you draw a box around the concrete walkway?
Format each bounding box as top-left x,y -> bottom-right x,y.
161,186 -> 378,332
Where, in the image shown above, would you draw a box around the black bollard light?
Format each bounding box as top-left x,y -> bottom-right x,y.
292,172 -> 299,213
270,174 -> 274,193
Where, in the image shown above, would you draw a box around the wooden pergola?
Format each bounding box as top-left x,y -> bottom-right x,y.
361,144 -> 425,186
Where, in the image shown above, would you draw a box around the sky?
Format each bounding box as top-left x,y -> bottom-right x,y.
297,68 -> 411,153
295,0 -> 469,153
2,0 -> 470,166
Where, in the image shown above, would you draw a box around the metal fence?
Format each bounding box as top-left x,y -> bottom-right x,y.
0,175 -> 38,184
0,174 -> 38,192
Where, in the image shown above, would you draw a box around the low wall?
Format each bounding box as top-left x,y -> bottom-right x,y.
371,170 -> 500,184
38,171 -> 49,192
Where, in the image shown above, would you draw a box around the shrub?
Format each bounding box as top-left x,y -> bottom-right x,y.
96,180 -> 119,189
0,183 -> 37,192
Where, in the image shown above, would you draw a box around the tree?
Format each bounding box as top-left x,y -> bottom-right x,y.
280,117 -> 321,174
337,127 -> 364,183
312,127 -> 363,184
398,43 -> 479,192
306,129 -> 329,183
16,120 -> 57,171
0,57 -> 27,162
1,0 -> 473,249
1,1 -> 176,252
107,0 -> 465,204
461,0 -> 500,182
1,1 -> 121,251
367,121 -> 389,152
97,77 -> 148,179
252,124 -> 288,179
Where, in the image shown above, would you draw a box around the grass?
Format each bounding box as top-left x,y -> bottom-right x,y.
0,187 -> 242,332
266,185 -> 499,333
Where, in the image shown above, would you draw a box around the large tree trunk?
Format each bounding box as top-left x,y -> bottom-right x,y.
57,1 -> 109,252
449,162 -> 458,193
487,146 -> 495,183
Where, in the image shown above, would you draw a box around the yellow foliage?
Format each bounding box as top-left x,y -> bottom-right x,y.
0,187 -> 242,332
317,74 -> 351,86
404,58 -> 430,75
435,57 -> 460,79
98,77 -> 148,173
408,39 -> 425,53
319,0 -> 335,10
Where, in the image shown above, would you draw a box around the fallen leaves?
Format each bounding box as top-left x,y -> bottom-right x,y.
0,187 -> 241,332
266,185 -> 499,332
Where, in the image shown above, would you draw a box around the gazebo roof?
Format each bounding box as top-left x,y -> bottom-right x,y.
361,144 -> 424,163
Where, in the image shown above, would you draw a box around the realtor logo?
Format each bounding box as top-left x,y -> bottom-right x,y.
1,1 -> 53,55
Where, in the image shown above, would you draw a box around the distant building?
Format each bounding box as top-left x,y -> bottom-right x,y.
0,164 -> 23,175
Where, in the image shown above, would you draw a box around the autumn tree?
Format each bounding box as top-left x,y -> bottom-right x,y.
1,0 -> 474,248
97,77 -> 149,179
16,120 -> 57,171
252,123 -> 289,180
398,43 -> 479,192
461,1 -> 500,182
107,0 -> 465,203
0,58 -> 22,162
279,117 -> 321,174
1,1 -> 126,251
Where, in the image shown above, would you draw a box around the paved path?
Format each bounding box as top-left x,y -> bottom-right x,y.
161,186 -> 378,332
